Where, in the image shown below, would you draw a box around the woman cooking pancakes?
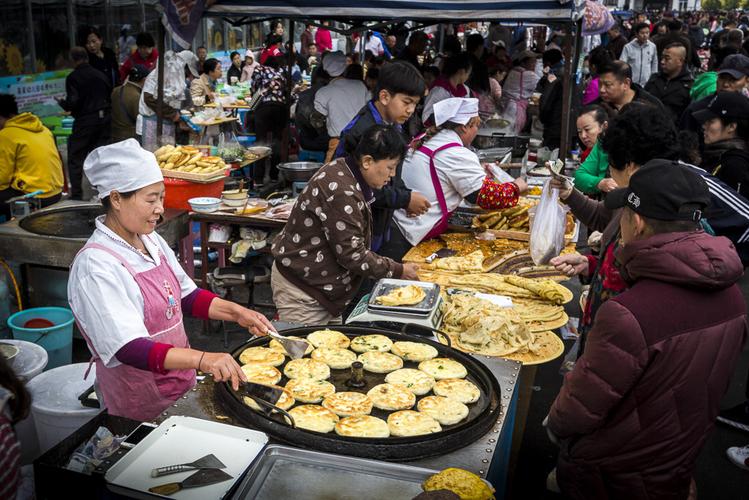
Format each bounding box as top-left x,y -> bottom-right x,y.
67,139 -> 275,421
387,97 -> 527,261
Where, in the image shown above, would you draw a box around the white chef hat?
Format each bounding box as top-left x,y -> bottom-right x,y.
84,139 -> 164,200
433,97 -> 480,127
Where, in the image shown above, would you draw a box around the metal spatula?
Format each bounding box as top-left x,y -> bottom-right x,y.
267,330 -> 310,359
150,454 -> 226,478
149,468 -> 233,495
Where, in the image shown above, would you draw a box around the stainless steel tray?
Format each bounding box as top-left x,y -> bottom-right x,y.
233,445 -> 437,500
367,279 -> 440,315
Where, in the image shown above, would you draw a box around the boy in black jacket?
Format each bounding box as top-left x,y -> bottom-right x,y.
335,60 -> 428,253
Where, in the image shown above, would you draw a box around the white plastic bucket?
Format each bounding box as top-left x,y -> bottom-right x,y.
27,363 -> 102,454
3,339 -> 48,382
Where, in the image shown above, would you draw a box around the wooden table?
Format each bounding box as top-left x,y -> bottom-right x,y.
188,210 -> 287,286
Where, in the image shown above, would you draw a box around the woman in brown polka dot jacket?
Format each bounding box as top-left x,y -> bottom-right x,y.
271,124 -> 420,324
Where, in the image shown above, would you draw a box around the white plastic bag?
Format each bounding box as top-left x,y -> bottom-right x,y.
529,179 -> 567,265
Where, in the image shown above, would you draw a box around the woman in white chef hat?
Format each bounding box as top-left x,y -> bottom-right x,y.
67,139 -> 275,421
388,97 -> 527,261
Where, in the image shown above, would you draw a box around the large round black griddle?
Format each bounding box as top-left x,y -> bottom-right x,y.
19,205 -> 104,238
215,325 -> 502,461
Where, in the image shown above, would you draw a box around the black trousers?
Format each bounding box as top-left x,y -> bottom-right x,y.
0,188 -> 61,221
253,103 -> 286,182
68,116 -> 111,200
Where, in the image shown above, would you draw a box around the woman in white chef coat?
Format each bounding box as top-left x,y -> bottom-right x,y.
387,98 -> 527,261
67,139 -> 275,422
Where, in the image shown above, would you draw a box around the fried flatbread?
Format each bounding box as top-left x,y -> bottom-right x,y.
285,378 -> 336,404
322,392 -> 374,417
240,364 -> 282,385
287,405 -> 339,433
388,410 -> 442,437
307,329 -> 351,349
385,368 -> 435,396
417,396 -> 470,426
391,341 -> 439,362
335,415 -> 390,438
366,383 -> 416,411
283,358 -> 331,380
375,285 -> 427,306
350,334 -> 394,353
433,378 -> 480,404
311,347 -> 357,369
418,358 -> 468,380
358,351 -> 404,373
238,347 -> 285,366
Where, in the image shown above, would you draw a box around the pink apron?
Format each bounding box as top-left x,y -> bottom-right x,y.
74,241 -> 196,421
418,142 -> 462,240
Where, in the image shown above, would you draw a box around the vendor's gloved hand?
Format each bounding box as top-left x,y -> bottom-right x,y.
542,414 -> 560,447
236,308 -> 276,336
550,253 -> 589,277
200,352 -> 247,391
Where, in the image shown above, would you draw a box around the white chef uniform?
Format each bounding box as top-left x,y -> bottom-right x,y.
394,98 -> 486,245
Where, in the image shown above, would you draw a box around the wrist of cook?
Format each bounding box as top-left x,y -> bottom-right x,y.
116,339 -> 209,375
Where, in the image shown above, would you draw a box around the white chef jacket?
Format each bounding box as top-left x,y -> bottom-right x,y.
394,129 -> 485,245
314,78 -> 371,137
67,216 -> 197,367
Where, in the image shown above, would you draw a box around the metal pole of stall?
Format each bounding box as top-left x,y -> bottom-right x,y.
139,0 -> 146,32
281,20 -> 295,164
104,0 -> 113,52
156,21 -> 166,144
67,0 -> 76,49
559,18 -> 582,160
24,0 -> 36,73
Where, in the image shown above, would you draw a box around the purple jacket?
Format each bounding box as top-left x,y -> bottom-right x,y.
548,231 -> 747,500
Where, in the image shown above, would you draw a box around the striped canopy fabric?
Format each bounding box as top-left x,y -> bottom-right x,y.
206,0 -> 578,22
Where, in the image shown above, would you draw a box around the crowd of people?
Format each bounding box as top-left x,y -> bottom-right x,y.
2,11 -> 749,498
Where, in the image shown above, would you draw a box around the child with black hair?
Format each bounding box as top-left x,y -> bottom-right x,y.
335,60 -> 431,252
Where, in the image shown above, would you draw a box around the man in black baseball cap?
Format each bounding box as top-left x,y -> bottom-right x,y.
110,64 -> 147,142
546,157 -> 745,500
605,159 -> 710,244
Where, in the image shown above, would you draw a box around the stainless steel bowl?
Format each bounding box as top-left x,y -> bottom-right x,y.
277,162 -> 323,183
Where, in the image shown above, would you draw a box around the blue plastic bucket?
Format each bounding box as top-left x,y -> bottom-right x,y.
7,307 -> 75,370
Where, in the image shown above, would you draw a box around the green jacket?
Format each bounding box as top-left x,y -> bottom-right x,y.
574,142 -> 609,195
690,72 -> 716,102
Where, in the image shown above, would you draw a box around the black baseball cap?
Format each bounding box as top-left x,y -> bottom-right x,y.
604,160 -> 710,221
693,92 -> 749,123
717,54 -> 749,80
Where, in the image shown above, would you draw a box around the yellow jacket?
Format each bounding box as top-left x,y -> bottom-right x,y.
0,113 -> 63,198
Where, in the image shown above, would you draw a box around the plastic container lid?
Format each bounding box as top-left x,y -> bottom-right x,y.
27,363 -> 97,416
1,339 -> 48,382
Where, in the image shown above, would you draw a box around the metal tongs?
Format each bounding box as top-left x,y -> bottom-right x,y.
266,329 -> 310,359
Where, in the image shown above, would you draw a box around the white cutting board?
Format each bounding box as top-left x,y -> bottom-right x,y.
105,416 -> 268,499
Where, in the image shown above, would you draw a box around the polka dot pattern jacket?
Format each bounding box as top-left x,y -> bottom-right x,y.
272,158 -> 404,316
